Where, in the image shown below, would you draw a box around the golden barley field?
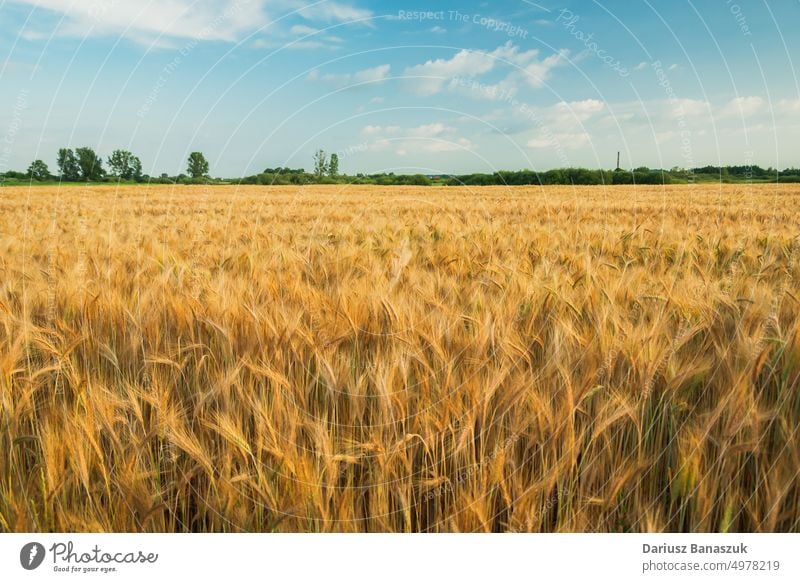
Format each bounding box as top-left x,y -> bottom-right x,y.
1,184 -> 799,533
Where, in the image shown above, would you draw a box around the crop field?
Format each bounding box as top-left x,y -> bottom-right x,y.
1,184 -> 799,533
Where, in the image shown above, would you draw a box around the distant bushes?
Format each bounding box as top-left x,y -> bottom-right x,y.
236,171 -> 432,187
4,154 -> 800,188
443,168 -> 669,186
611,169 -> 672,185
239,172 -> 314,186
215,159 -> 799,187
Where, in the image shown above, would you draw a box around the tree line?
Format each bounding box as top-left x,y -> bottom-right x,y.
1,149 -> 212,184
237,157 -> 800,187
3,146 -> 800,186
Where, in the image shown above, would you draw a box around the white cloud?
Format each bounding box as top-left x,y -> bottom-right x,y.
534,99 -> 605,131
10,0 -> 372,46
309,64 -> 391,87
587,98 -> 708,133
252,37 -> 339,51
420,138 -> 473,153
280,24 -> 344,49
361,125 -> 409,137
673,99 -> 711,117
554,99 -> 605,117
671,98 -> 710,118
484,42 -> 541,67
718,96 -> 766,119
407,122 -> 449,138
655,131 -> 678,144
473,97 -> 605,138
354,64 -> 391,83
403,49 -> 497,96
518,49 -> 569,89
11,0 -> 269,45
775,99 -> 800,115
527,132 -> 591,150
450,76 -> 520,102
291,24 -> 320,36
525,136 -> 552,148
298,1 -> 373,24
360,123 -> 474,154
286,40 -> 327,50
361,125 -> 383,136
402,42 -> 568,96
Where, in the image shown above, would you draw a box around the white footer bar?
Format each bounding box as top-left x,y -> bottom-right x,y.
1,534 -> 798,581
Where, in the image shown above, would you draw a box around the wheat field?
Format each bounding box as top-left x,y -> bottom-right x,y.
0,184 -> 798,533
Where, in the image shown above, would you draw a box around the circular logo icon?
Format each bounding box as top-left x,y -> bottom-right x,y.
20,542 -> 46,570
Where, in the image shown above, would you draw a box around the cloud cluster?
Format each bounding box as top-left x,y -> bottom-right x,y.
463,89 -> 800,165
308,64 -> 391,87
718,96 -> 766,119
11,0 -> 372,47
403,41 -> 569,96
360,123 -> 474,156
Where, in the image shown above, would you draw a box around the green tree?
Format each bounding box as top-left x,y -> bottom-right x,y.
27,159 -> 50,181
313,149 -> 328,178
75,147 -> 104,181
187,152 -> 209,178
108,150 -> 143,181
56,148 -> 81,181
328,153 -> 339,177
130,156 -> 143,181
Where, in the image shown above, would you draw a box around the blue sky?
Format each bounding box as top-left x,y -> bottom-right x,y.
1,0 -> 799,177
